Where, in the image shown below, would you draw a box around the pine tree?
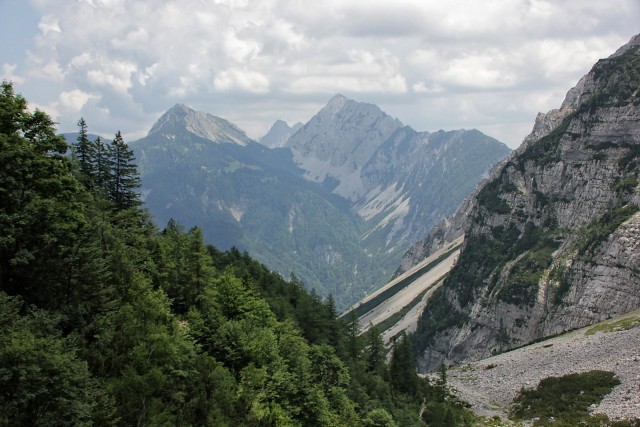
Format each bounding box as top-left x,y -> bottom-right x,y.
389,333 -> 418,395
108,130 -> 141,210
74,117 -> 94,187
91,136 -> 110,193
346,310 -> 361,362
365,324 -> 386,375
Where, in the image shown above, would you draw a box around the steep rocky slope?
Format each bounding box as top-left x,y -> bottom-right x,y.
287,94 -> 511,252
411,34 -> 640,372
259,119 -> 303,148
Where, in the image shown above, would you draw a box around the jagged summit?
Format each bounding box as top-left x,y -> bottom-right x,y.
286,94 -> 404,201
259,119 -> 303,148
148,103 -> 252,146
284,93 -> 510,249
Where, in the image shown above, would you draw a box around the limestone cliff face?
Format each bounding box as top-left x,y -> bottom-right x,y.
287,94 -> 511,253
412,34 -> 640,373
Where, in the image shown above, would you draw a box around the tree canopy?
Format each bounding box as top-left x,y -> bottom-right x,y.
0,81 -> 480,426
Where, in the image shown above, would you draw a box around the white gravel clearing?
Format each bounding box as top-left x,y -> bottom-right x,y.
435,309 -> 640,422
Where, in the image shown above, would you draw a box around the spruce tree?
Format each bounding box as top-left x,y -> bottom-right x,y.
365,324 -> 386,375
91,136 -> 110,193
74,117 -> 94,187
389,333 -> 418,395
108,130 -> 141,210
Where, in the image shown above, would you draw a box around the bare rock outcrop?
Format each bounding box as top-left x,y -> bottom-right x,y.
412,34 -> 640,372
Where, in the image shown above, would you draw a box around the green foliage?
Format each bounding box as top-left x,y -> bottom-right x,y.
615,175 -> 639,194
73,117 -> 95,187
549,264 -> 572,305
0,81 -> 88,309
518,117 -> 571,168
0,84 -> 498,426
587,45 -> 640,110
586,316 -> 640,335
495,235 -> 559,307
412,286 -> 468,353
108,130 -> 141,210
362,408 -> 398,427
389,334 -> 418,395
510,370 -> 635,426
477,177 -> 512,214
0,292 -> 113,427
576,204 -> 639,257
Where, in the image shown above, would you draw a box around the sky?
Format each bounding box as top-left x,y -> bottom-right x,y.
1,0 -> 638,148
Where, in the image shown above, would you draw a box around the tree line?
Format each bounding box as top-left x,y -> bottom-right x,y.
0,81 -> 477,426
73,117 -> 140,210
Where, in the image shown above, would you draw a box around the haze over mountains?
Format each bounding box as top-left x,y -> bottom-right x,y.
130,95 -> 510,308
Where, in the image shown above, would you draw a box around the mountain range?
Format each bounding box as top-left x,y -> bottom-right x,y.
130,96 -> 510,308
351,34 -> 640,373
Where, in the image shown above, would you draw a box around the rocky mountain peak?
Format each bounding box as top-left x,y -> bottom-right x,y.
323,93 -> 350,115
286,94 -> 404,200
408,33 -> 640,373
522,34 -> 640,150
259,119 -> 303,148
148,103 -> 251,146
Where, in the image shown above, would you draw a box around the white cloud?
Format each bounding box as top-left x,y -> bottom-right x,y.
58,89 -> 99,112
213,68 -> 270,93
1,64 -> 25,84
286,49 -> 408,94
87,59 -> 137,94
437,50 -> 520,90
8,0 -> 640,147
37,14 -> 60,35
412,82 -> 443,94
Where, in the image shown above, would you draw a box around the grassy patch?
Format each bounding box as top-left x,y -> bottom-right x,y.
496,242 -> 558,307
586,316 -> 640,336
576,204 -> 638,257
509,370 -> 640,426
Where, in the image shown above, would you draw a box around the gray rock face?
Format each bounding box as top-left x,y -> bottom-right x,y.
259,120 -> 303,149
286,94 -> 511,251
287,94 -> 404,201
150,104 -> 252,146
412,34 -> 640,372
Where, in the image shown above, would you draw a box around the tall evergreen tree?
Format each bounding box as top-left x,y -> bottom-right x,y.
74,117 -> 94,187
91,136 -> 110,193
365,324 -> 386,375
389,333 -> 418,395
108,130 -> 141,210
0,81 -> 86,305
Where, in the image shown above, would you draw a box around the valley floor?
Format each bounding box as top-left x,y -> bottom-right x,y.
438,309 -> 640,422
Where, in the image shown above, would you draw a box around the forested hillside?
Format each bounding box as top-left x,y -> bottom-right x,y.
0,81 -> 485,426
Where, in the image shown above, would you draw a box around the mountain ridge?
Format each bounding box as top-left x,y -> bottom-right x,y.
131,95 -> 510,308
148,103 -> 252,146
406,33 -> 640,372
